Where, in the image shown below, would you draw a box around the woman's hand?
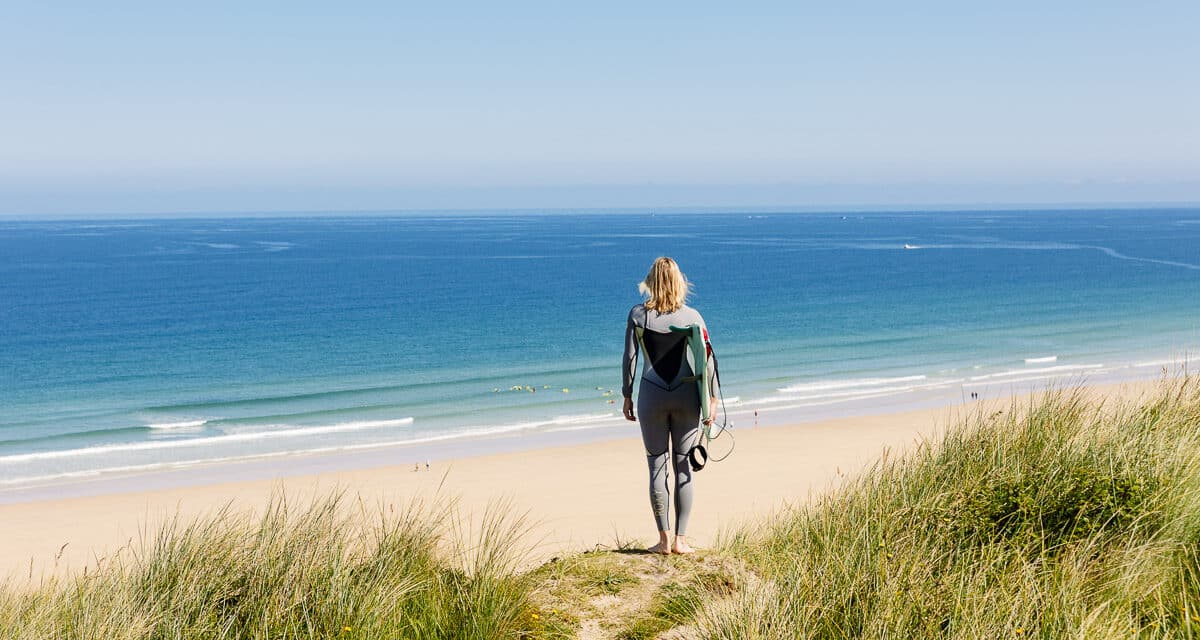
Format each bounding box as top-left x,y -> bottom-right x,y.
702,396 -> 718,425
622,397 -> 636,422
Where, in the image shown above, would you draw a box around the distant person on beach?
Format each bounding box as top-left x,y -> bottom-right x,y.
622,257 -> 719,555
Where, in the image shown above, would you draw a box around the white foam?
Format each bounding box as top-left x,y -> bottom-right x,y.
607,233 -> 694,239
1085,245 -> 1200,271
223,417 -> 415,436
962,373 -> 1097,387
0,417 -> 560,488
550,412 -> 616,425
147,420 -> 207,430
746,387 -> 949,413
321,418 -> 571,448
968,364 -> 1103,382
2,464 -> 171,487
1024,356 -> 1058,364
1,453 -> 313,488
1134,359 -> 1189,368
0,417 -> 414,463
754,380 -> 956,405
777,375 -> 927,394
254,241 -> 294,252
545,414 -> 628,433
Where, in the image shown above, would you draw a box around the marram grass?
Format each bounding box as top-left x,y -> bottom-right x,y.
0,494 -> 543,640
703,378 -> 1200,639
5,378 -> 1200,639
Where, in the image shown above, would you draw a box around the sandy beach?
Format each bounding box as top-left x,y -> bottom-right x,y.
0,380 -> 1160,582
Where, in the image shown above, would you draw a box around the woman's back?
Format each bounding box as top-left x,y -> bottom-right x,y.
623,303 -> 708,394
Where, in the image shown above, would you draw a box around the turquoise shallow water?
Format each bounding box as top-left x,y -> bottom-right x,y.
2,209 -> 1199,488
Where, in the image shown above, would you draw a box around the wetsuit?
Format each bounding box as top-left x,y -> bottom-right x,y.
622,303 -> 718,535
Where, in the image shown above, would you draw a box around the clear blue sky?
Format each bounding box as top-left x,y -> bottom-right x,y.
1,1 -> 1197,215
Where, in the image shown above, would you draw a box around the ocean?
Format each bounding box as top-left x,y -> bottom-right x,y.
2,209 -> 1199,492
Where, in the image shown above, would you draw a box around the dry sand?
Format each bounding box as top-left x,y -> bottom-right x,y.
0,379 -> 1161,581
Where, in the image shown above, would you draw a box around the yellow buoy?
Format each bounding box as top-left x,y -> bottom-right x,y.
562,388 -> 570,393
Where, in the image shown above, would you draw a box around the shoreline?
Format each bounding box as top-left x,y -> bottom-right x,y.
1,377 -> 1165,581
1,359 -> 1183,505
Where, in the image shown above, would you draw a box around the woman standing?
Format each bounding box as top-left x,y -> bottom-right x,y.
622,257 -> 718,555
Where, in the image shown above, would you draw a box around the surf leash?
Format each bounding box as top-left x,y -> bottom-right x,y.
688,339 -> 734,472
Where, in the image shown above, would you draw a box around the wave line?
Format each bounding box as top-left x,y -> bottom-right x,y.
0,418 -> 414,463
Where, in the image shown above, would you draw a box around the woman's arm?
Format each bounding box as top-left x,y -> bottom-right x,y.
622,310 -> 639,421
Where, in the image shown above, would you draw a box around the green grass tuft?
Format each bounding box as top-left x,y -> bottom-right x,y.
617,566 -> 742,639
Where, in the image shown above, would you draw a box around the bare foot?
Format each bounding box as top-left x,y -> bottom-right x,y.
673,540 -> 696,555
647,541 -> 672,555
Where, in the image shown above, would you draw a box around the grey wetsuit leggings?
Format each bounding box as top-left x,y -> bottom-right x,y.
637,379 -> 701,535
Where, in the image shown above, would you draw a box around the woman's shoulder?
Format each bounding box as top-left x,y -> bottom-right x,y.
628,302 -> 646,319
677,305 -> 708,327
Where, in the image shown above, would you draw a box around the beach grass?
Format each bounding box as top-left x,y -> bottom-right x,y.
4,377 -> 1200,638
696,377 -> 1200,638
0,494 -> 544,640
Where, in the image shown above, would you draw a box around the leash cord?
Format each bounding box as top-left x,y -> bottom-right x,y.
704,349 -> 735,463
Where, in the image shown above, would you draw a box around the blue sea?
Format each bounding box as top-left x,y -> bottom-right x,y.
2,209 -> 1199,492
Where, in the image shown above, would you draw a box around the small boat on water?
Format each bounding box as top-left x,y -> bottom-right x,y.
904,244 -> 917,250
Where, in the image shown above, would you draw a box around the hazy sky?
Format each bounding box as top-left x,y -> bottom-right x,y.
2,1 -> 1198,215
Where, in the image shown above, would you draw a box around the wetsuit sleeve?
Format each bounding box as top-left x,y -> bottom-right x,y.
622,311 -> 639,398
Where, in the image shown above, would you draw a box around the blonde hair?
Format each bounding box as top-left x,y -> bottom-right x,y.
638,257 -> 689,313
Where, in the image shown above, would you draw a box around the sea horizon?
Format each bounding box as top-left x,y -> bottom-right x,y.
4,200 -> 1200,221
